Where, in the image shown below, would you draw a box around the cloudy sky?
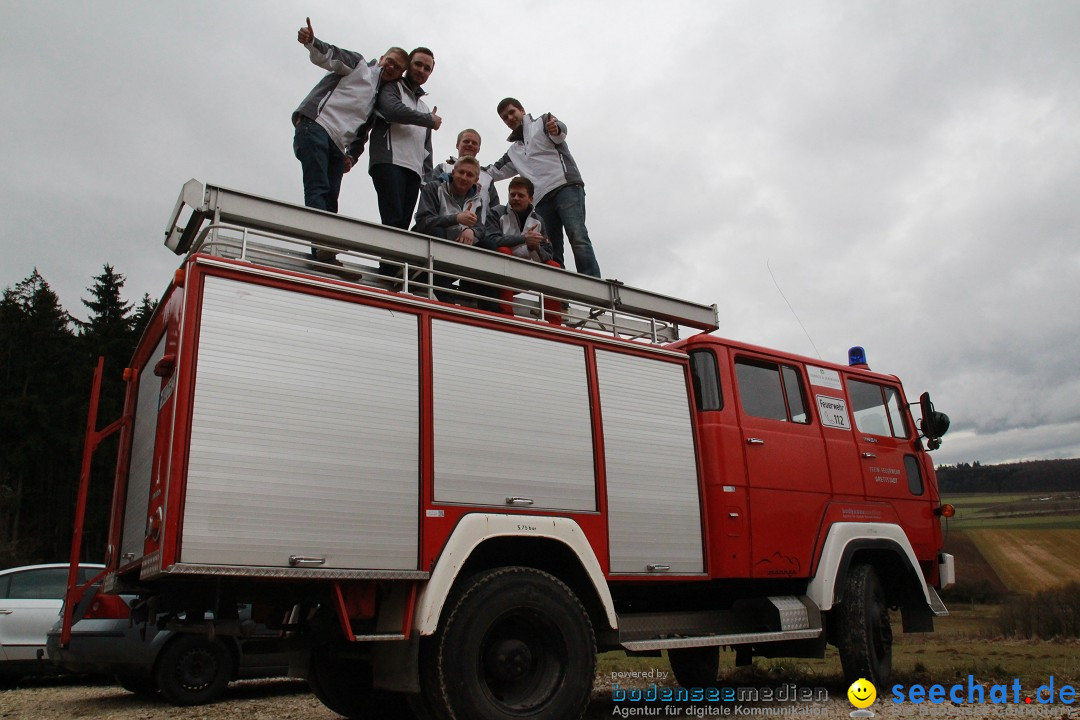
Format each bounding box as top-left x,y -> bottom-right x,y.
2,1 -> 1078,467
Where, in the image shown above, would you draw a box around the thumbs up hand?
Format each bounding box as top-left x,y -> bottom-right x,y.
298,17 -> 315,44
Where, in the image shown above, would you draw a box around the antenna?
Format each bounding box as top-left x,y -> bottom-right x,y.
767,259 -> 822,360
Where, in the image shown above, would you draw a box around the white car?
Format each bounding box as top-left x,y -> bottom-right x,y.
0,563 -> 105,684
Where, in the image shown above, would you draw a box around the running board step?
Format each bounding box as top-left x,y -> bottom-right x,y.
621,628 -> 823,652
926,585 -> 949,616
617,595 -> 822,652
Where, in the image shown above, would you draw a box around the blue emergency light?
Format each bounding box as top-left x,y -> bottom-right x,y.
848,346 -> 868,367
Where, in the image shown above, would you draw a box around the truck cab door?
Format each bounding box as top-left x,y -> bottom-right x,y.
846,378 -> 935,558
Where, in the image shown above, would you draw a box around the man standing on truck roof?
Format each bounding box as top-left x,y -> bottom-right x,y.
292,18 -> 406,247
487,98 -> 601,278
428,129 -> 500,225
368,47 -> 442,275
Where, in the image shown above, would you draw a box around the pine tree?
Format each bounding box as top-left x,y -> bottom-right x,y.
76,264 -> 140,562
79,264 -> 135,366
132,293 -> 158,341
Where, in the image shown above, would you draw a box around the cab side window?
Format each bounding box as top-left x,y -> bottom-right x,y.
735,357 -> 809,423
904,455 -> 925,496
689,350 -> 722,411
848,380 -> 909,438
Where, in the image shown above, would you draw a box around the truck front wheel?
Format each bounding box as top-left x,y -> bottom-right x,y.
835,564 -> 893,686
429,567 -> 596,720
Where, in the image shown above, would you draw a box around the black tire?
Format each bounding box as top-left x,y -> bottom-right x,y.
410,637 -> 453,720
116,673 -> 159,697
153,634 -> 233,706
835,564 -> 893,686
308,644 -> 415,720
668,646 -> 720,689
430,567 -> 596,720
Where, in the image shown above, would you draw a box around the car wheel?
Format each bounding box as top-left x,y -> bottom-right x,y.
116,673 -> 159,697
668,646 -> 720,689
430,567 -> 596,720
308,644 -> 415,719
154,634 -> 233,706
835,564 -> 893,686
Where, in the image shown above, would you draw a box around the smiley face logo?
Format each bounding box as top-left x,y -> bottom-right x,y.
848,678 -> 877,709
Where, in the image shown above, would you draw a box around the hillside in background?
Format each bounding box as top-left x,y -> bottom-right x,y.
937,458 -> 1080,494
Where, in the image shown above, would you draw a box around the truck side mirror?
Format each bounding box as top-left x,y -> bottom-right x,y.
919,392 -> 950,450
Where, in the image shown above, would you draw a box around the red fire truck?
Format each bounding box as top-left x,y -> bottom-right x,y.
64,180 -> 953,718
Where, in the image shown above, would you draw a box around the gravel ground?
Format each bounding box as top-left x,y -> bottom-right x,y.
4,676 -> 1079,719
0,677 -> 329,719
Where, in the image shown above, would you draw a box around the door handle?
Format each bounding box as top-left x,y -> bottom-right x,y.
646,564 -> 671,573
0,609 -> 13,615
745,437 -> 765,445
505,497 -> 534,506
861,452 -> 877,459
288,555 -> 326,567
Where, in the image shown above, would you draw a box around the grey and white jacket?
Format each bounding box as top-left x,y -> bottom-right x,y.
412,180 -> 493,248
484,204 -> 553,263
368,80 -> 436,179
428,158 -> 500,222
292,38 -> 381,155
487,113 -> 583,204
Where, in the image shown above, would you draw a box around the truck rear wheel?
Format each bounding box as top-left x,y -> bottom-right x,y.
429,567 -> 596,720
308,644 -> 415,719
668,646 -> 720,689
835,564 -> 892,686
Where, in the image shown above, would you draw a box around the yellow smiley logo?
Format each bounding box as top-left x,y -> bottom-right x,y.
848,678 -> 877,709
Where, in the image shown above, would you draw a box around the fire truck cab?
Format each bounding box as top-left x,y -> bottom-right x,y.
67,180 -> 953,718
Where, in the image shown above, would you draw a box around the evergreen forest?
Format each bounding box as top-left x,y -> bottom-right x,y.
0,266 -> 154,567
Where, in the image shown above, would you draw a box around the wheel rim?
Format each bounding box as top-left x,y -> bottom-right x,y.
477,608 -> 565,712
174,646 -> 220,691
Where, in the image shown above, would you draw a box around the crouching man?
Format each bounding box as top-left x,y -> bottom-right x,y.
485,176 -> 553,263
485,176 -> 562,320
412,156 -> 499,310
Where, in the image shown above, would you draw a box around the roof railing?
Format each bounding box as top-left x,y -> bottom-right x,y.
168,179 -> 719,343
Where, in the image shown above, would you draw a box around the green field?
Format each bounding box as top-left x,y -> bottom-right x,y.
943,491 -> 1080,530
940,491 -> 1080,592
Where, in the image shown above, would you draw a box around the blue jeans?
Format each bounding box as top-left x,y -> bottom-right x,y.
293,118 -> 344,213
535,185 -> 600,278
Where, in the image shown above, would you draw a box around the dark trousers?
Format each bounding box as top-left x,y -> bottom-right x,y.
370,164 -> 422,276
